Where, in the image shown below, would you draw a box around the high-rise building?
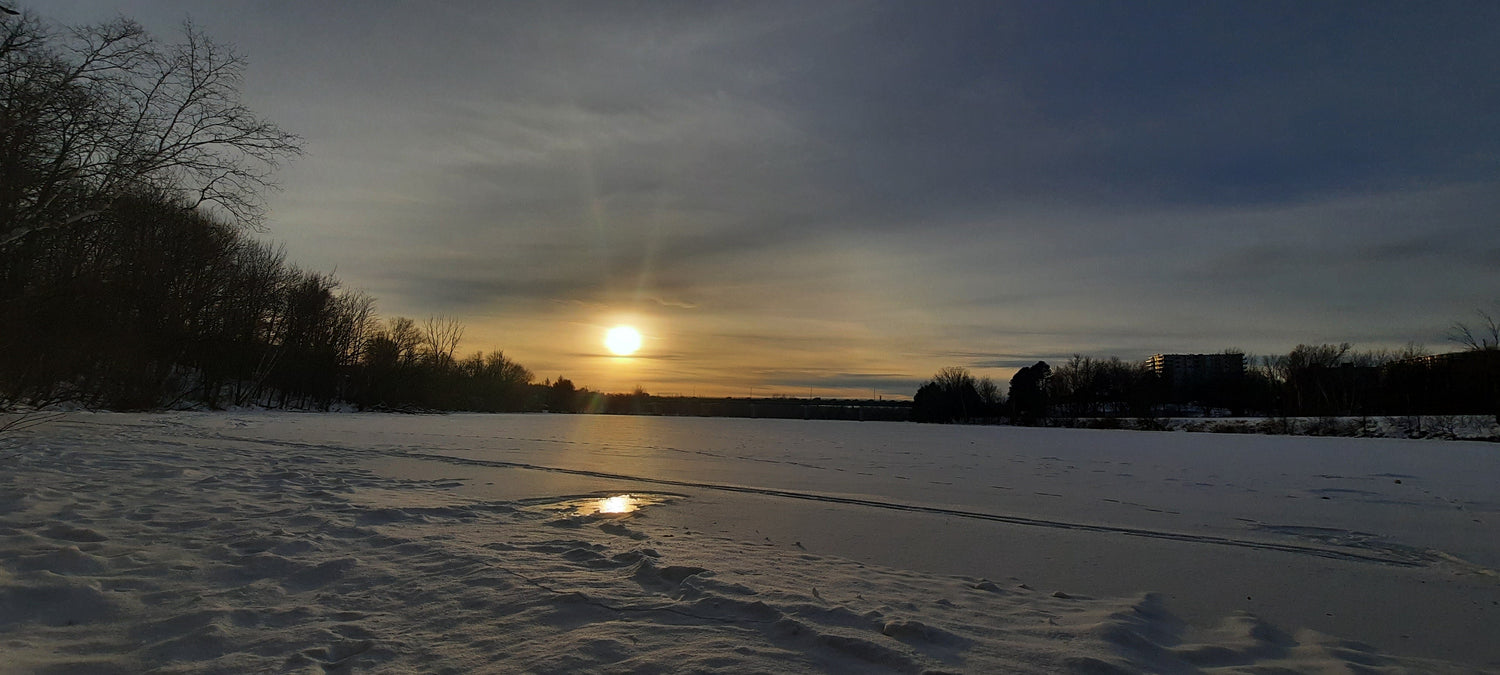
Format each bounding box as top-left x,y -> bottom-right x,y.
1146,353 -> 1245,401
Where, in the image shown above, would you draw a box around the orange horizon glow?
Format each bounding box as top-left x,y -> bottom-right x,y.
437,310 -> 931,401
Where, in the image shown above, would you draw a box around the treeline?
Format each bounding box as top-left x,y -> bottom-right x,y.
540,379 -> 652,415
909,362 -> 1050,424
647,395 -> 913,421
1249,343 -> 1498,419
0,193 -> 544,411
912,338 -> 1500,425
1045,344 -> 1497,420
0,10 -> 554,412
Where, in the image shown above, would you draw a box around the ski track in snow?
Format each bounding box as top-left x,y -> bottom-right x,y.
192,431 -> 1479,572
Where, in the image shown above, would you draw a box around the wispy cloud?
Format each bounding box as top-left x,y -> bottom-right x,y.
50,0 -> 1500,395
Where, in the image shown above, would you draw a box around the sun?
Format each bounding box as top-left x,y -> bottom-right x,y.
604,325 -> 642,356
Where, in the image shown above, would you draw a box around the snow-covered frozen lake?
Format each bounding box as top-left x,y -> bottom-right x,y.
3,411 -> 1497,672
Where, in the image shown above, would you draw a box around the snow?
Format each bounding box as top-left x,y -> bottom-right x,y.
1,411 -> 1496,672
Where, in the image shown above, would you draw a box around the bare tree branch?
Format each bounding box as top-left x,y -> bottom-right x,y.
1449,309 -> 1500,351
421,316 -> 466,370
1,11 -> 300,248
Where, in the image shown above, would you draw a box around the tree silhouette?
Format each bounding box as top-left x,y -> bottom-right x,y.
1450,309 -> 1500,352
1448,307 -> 1500,422
548,377 -> 578,413
0,12 -> 301,248
1008,361 -> 1051,425
912,366 -> 997,423
0,7 -> 548,417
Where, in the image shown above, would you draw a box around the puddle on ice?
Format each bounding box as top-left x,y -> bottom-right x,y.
595,495 -> 635,514
540,493 -> 678,517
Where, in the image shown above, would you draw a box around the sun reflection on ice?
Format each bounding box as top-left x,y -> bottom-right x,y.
545,492 -> 673,518
596,494 -> 635,514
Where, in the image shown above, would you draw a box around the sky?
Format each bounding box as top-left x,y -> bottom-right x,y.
37,1 -> 1500,398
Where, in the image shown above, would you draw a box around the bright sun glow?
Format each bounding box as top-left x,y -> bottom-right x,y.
597,495 -> 634,514
604,326 -> 642,356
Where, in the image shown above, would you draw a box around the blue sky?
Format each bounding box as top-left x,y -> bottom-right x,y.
36,1 -> 1500,396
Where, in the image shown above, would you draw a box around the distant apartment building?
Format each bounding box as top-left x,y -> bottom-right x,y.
1146,353 -> 1245,403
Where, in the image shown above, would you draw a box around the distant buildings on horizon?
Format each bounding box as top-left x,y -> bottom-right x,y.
1146,352 -> 1246,400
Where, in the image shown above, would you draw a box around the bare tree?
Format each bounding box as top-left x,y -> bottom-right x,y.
383,317 -> 423,366
976,376 -> 1002,409
1270,343 -> 1350,382
1450,309 -> 1500,351
330,290 -> 376,368
1,11 -> 300,247
420,316 -> 465,370
932,366 -> 977,394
